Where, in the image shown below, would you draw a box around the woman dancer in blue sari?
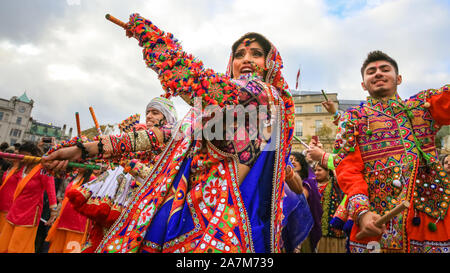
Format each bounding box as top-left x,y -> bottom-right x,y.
42,13 -> 312,253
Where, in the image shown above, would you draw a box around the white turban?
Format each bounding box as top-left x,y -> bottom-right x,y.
146,97 -> 178,125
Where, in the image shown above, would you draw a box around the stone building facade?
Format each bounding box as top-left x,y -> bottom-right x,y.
291,90 -> 363,153
0,92 -> 34,145
0,92 -> 72,146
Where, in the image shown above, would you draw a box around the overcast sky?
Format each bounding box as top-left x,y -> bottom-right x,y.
0,0 -> 449,133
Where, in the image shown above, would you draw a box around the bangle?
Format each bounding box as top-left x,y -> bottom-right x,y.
333,112 -> 341,122
357,209 -> 369,226
321,152 -> 327,167
333,110 -> 339,117
75,142 -> 89,161
97,140 -> 104,156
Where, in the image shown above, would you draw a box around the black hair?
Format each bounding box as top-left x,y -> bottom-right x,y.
18,141 -> 42,157
0,142 -> 9,152
361,50 -> 399,77
314,161 -> 334,180
290,151 -> 309,180
441,154 -> 450,166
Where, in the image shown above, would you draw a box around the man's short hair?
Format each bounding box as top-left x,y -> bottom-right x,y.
361,50 -> 399,77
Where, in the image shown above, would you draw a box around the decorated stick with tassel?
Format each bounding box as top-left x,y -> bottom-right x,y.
89,106 -> 103,136
0,152 -> 101,170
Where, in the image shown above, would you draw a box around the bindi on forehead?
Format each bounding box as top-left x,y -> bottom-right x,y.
243,38 -> 256,47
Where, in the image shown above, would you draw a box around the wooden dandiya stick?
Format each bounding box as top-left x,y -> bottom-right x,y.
105,14 -> 127,29
0,152 -> 100,170
374,200 -> 410,228
355,201 -> 410,240
75,112 -> 82,137
89,106 -> 103,136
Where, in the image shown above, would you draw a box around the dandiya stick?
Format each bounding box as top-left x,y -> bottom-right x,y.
293,135 -> 310,150
374,201 -> 410,228
321,89 -> 329,101
105,14 -> 127,29
75,112 -> 82,137
89,106 -> 102,136
0,152 -> 100,170
355,201 -> 410,240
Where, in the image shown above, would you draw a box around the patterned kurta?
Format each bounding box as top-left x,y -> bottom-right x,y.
333,85 -> 450,253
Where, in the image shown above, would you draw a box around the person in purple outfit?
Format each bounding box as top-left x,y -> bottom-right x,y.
290,151 -> 323,252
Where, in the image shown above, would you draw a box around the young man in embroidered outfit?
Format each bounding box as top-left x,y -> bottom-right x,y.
333,50 -> 450,253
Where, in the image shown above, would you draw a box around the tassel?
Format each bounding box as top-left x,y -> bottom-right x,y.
330,217 -> 345,230
412,210 -> 421,226
427,218 -> 440,232
412,217 -> 421,226
96,197 -> 112,226
343,219 -> 354,237
428,222 -> 437,232
104,203 -> 123,228
66,187 -> 90,209
330,194 -> 348,230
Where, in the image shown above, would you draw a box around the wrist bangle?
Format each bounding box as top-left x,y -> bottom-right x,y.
97,140 -> 104,155
321,152 -> 327,167
356,209 -> 369,226
75,142 -> 89,161
333,113 -> 341,123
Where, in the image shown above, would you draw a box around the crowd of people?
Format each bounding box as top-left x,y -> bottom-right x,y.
0,13 -> 449,253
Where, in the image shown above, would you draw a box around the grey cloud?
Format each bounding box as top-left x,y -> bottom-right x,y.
0,0 -> 69,43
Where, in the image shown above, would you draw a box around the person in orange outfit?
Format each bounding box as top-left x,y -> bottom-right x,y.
333,50 -> 450,253
46,170 -> 90,253
0,162 -> 23,235
0,142 -> 58,253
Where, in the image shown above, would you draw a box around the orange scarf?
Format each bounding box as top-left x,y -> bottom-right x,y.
12,163 -> 43,201
0,165 -> 19,193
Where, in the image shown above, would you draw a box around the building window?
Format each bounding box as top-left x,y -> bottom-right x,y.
10,129 -> 22,138
0,111 -> 3,121
315,120 -> 323,135
315,105 -> 322,113
16,117 -> 22,125
295,121 -> 303,137
295,106 -> 303,114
